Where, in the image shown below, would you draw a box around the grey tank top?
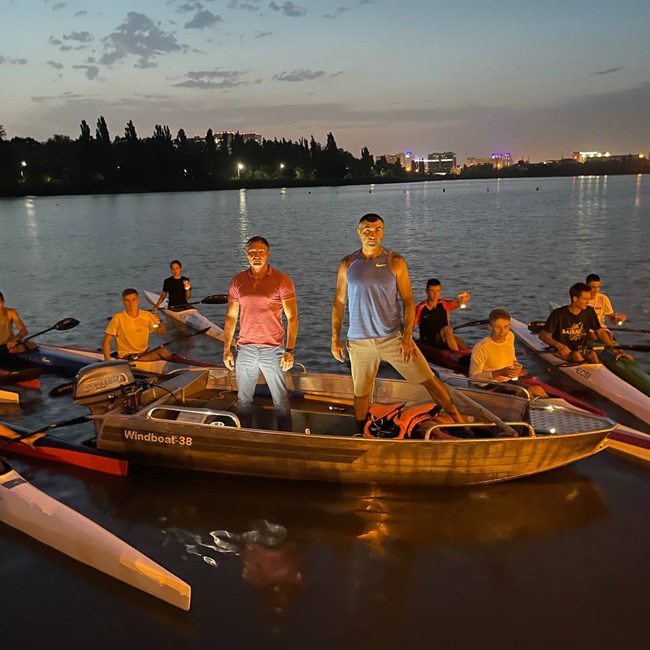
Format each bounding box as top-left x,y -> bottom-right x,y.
346,250 -> 401,339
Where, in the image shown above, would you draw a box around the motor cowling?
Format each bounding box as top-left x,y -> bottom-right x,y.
73,360 -> 137,406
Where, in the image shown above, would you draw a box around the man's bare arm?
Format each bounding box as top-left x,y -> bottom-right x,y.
331,257 -> 350,362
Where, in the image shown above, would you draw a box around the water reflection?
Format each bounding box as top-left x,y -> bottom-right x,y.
82,468 -> 607,626
238,188 -> 249,252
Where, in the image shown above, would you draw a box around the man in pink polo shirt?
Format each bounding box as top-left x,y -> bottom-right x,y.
223,236 -> 299,431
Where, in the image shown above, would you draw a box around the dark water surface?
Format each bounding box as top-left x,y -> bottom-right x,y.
1,177 -> 649,648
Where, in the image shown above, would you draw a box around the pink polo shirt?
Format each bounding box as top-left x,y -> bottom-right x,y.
229,265 -> 296,346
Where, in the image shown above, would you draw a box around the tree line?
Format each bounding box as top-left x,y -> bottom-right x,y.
1,119 -> 647,197
0,117 -> 410,196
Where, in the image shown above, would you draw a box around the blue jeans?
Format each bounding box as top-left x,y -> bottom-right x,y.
235,344 -> 293,431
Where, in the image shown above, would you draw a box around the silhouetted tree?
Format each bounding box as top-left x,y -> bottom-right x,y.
124,120 -> 138,142
95,116 -> 110,145
79,120 -> 92,143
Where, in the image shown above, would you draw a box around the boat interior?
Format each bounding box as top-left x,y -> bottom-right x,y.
78,364 -> 615,439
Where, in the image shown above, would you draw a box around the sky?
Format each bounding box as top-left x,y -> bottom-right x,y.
1,0 -> 649,162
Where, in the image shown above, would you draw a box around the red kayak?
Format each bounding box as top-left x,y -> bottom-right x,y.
416,341 -> 605,416
0,367 -> 43,390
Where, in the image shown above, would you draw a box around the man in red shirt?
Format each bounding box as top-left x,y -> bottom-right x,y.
223,236 -> 299,431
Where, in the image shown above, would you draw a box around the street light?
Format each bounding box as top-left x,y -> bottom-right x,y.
20,160 -> 27,180
279,163 -> 285,170
237,162 -> 244,179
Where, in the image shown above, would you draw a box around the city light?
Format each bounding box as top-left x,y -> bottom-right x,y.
237,162 -> 244,179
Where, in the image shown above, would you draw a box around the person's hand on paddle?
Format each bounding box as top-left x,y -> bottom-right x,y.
331,337 -> 346,363
399,335 -> 416,362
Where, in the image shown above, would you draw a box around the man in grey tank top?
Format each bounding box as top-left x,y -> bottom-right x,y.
331,214 -> 465,435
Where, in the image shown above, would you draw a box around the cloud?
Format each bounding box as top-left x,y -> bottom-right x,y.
594,67 -> 623,76
52,2 -> 66,10
254,31 -> 272,38
31,91 -> 94,104
0,55 -> 27,65
100,12 -> 183,68
49,37 -> 63,45
173,68 -> 250,89
184,10 -> 223,29
268,1 -> 306,17
73,64 -> 100,80
228,1 -> 262,10
176,1 -> 202,13
62,31 -> 94,43
273,69 -> 325,82
74,10 -> 88,16
46,60 -> 64,69
323,6 -> 350,18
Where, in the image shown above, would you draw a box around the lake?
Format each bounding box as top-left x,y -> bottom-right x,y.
1,176 -> 649,648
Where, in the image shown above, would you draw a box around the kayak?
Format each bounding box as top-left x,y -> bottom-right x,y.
510,317 -> 650,426
8,342 -> 219,376
0,421 -> 128,476
416,342 -> 604,415
0,389 -> 19,404
0,458 -> 190,609
144,290 -> 224,341
546,301 -> 650,398
0,367 -> 43,389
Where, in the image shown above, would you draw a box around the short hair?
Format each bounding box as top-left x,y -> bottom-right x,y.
586,273 -> 600,284
0,291 -> 4,300
569,282 -> 591,300
358,213 -> 384,226
489,308 -> 511,323
170,259 -> 182,268
426,278 -> 442,289
121,288 -> 138,298
246,236 -> 270,249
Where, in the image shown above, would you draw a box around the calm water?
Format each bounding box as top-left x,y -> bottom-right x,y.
1,177 -> 649,648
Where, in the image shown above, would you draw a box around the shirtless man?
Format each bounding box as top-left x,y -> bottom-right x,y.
331,213 -> 464,434
0,291 -> 29,354
103,288 -> 170,361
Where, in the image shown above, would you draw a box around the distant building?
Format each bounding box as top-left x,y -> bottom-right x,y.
466,152 -> 512,169
378,152 -> 407,167
427,152 -> 457,175
572,150 -> 646,163
216,131 -> 263,150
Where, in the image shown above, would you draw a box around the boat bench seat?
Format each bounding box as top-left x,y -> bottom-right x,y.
147,406 -> 240,428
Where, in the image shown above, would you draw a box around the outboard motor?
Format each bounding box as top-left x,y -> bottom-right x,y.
73,360 -> 138,409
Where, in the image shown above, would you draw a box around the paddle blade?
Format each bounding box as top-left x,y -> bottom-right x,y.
527,320 -> 546,334
49,381 -> 75,397
53,317 -> 80,331
200,294 -> 229,305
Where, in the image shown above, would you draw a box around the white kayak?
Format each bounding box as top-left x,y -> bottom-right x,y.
0,458 -> 191,610
510,316 -> 650,426
0,389 -> 19,404
144,290 -> 224,341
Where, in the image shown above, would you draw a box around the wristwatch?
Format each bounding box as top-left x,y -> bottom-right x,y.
285,348 -> 295,354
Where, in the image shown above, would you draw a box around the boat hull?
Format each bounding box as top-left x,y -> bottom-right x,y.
0,422 -> 128,476
144,290 -> 224,340
0,459 -> 190,609
86,369 -> 612,487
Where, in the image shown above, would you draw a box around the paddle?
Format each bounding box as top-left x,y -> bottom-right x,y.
454,318 -> 489,330
130,326 -> 211,361
22,317 -> 80,341
165,294 -> 229,312
49,326 -> 212,397
609,327 -> 650,334
0,416 -> 89,446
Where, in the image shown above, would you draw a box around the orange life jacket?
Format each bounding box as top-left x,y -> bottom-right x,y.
364,402 -> 442,439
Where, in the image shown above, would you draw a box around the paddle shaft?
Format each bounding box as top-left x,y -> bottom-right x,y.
0,416 -> 89,446
130,326 -> 210,360
22,317 -> 80,341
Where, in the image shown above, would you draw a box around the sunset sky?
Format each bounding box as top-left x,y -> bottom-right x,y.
2,0 -> 649,161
